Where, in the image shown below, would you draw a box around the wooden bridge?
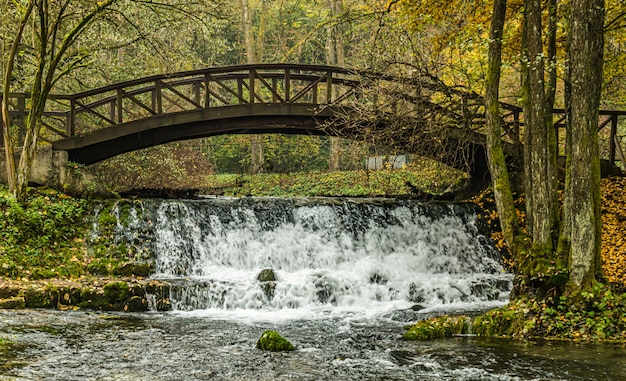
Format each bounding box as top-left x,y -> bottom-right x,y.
3,63 -> 625,176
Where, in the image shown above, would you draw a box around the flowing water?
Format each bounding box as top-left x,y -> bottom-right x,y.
1,197 -> 625,380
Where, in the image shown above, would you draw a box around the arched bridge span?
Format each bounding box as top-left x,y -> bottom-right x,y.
4,63 -> 625,176
30,64 -> 361,165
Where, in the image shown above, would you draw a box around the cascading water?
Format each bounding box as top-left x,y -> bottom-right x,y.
113,197 -> 512,319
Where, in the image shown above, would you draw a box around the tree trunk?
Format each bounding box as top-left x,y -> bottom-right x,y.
566,0 -> 604,292
241,0 -> 265,174
1,1 -> 34,196
327,0 -> 344,171
521,0 -> 558,256
484,0 -> 519,254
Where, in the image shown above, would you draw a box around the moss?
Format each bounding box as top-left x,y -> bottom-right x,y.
473,305 -> 526,337
24,287 -> 53,308
103,281 -> 130,305
113,262 -> 153,277
255,330 -> 295,352
0,297 -> 26,309
403,316 -> 472,340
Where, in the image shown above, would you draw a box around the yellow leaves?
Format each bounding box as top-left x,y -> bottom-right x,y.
600,177 -> 626,287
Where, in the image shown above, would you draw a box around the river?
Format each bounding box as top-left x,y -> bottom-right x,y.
1,197 -> 625,380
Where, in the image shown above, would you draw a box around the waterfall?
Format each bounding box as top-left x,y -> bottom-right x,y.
105,197 -> 512,316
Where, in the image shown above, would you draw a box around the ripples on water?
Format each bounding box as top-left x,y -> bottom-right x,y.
1,309 -> 625,380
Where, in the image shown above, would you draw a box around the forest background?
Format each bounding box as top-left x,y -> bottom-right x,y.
1,0 -> 623,191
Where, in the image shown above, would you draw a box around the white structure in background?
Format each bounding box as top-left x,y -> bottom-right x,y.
366,155 -> 408,170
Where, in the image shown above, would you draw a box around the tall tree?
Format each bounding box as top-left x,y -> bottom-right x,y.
240,0 -> 265,174
484,0 -> 519,254
2,1 -> 34,195
565,0 -> 605,291
2,0 -> 117,201
326,0 -> 345,171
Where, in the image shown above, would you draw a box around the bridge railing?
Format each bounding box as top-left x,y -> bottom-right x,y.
4,64 -> 363,141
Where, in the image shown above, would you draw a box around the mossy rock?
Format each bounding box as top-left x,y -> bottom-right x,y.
257,269 -> 276,282
124,296 -> 149,312
403,316 -> 472,340
0,285 -> 20,299
0,297 -> 25,309
24,287 -> 53,308
113,262 -> 153,277
255,330 -> 295,352
104,281 -> 130,305
87,258 -> 122,276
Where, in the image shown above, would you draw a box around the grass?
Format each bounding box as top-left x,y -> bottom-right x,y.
201,162 -> 468,197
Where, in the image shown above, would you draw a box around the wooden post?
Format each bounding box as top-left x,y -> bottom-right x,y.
326,71 -> 332,104
116,89 -> 123,124
67,97 -> 75,136
238,78 -> 244,105
204,74 -> 211,108
272,77 -> 278,103
155,81 -> 163,114
609,114 -> 618,166
285,69 -> 290,103
194,82 -> 201,108
249,69 -> 255,104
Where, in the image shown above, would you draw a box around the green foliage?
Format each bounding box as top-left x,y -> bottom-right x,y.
403,316 -> 472,340
203,163 -> 467,197
92,142 -> 213,192
473,285 -> 626,341
255,330 -> 295,352
0,187 -> 89,279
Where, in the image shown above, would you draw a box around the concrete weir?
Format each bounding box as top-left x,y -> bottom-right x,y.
0,145 -> 105,196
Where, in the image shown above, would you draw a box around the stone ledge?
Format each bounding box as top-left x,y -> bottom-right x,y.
0,277 -> 171,312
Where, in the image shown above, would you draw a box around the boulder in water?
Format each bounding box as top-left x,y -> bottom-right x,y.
257,269 -> 276,282
255,330 -> 295,352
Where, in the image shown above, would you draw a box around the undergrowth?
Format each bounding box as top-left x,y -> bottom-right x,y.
0,186 -> 89,279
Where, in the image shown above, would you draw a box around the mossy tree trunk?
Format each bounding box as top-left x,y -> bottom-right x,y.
565,0 -> 605,293
486,0 -> 605,298
518,0 -> 560,286
484,0 -> 519,254
1,1 -> 34,196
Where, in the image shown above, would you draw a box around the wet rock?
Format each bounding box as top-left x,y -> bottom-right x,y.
125,296 -> 149,312
370,273 -> 388,285
260,282 -> 276,301
408,283 -> 426,304
257,268 -> 276,282
314,277 -> 336,304
155,298 -> 172,311
255,330 -> 295,352
104,281 -> 130,307
0,297 -> 25,309
114,262 -> 153,277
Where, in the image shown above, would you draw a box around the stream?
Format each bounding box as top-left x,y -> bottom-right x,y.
1,197 -> 625,380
